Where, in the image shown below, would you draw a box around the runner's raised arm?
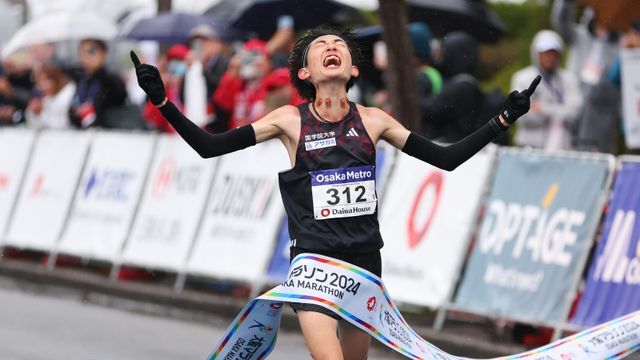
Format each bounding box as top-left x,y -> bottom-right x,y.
131,50 -> 262,158
377,75 -> 541,171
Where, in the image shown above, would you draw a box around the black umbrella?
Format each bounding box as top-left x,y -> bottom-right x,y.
204,0 -> 368,40
405,0 -> 505,43
123,12 -> 243,44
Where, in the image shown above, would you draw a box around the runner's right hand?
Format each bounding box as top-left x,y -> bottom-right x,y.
131,51 -> 166,105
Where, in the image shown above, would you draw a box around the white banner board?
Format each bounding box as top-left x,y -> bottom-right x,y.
186,141 -> 289,282
122,135 -> 217,270
57,132 -> 154,261
622,49 -> 640,149
4,130 -> 90,250
379,146 -> 495,307
0,129 -> 34,237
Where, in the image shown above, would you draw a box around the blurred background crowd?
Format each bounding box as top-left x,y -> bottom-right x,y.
0,0 -> 639,154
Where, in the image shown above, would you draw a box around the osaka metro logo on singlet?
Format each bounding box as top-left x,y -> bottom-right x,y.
310,166 -> 377,220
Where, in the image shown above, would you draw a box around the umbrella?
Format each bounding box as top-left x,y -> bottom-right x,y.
404,0 -> 505,43
2,11 -> 117,58
584,0 -> 640,32
204,0 -> 368,40
123,12 -> 243,44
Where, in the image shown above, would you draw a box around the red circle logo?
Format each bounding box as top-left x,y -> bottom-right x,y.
321,208 -> 331,217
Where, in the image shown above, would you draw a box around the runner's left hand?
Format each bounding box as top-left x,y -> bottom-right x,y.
499,75 -> 541,125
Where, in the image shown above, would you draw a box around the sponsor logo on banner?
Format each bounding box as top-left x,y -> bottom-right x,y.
210,175 -> 274,219
478,183 -> 585,292
151,157 -> 176,198
29,174 -> 45,197
407,171 -> 443,249
151,157 -> 203,199
0,173 -> 8,189
455,152 -> 612,323
593,210 -> 640,285
84,168 -> 133,202
135,217 -> 181,243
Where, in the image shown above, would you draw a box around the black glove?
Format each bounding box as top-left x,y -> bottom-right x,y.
500,75 -> 541,125
131,51 -> 166,105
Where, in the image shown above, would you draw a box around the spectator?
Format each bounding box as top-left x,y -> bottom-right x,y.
551,0 -> 622,151
423,31 -> 506,143
369,23 -> 442,115
511,30 -> 583,151
551,0 -> 619,94
262,67 -> 303,114
143,44 -> 189,133
26,64 -> 76,130
213,39 -> 272,130
607,20 -> 640,88
267,15 -> 296,70
410,23 -> 442,104
187,24 -> 231,102
589,19 -> 640,153
69,39 -> 127,128
0,62 -> 30,127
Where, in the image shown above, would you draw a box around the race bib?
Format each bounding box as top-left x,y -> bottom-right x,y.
310,165 -> 377,220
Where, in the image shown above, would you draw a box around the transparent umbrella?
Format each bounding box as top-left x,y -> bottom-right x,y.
1,10 -> 117,58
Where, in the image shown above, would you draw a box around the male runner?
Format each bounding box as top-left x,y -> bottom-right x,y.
131,26 -> 539,360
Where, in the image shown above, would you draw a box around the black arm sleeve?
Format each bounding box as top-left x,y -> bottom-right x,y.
159,101 -> 256,158
402,116 -> 505,171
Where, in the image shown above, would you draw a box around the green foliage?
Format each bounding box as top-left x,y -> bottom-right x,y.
480,0 -> 552,93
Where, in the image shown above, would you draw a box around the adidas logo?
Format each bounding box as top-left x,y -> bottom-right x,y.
346,127 -> 359,137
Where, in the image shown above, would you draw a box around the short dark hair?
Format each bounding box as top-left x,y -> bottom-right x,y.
288,26 -> 362,100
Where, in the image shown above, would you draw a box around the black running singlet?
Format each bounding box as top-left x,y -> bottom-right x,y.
278,101 -> 383,254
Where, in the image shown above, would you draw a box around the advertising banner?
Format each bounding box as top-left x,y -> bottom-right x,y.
0,129 -> 34,237
265,144 -> 397,283
57,132 -> 154,261
4,130 -> 91,250
572,159 -> 640,327
622,49 -> 640,149
379,146 -> 495,308
122,135 -> 217,270
186,141 -> 290,282
455,150 -> 612,323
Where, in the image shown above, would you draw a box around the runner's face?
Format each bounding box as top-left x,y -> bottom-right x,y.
298,35 -> 358,85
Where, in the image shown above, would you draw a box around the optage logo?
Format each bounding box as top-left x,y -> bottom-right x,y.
479,183 -> 586,266
593,210 -> 640,285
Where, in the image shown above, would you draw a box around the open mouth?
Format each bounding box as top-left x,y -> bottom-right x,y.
323,55 -> 341,68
